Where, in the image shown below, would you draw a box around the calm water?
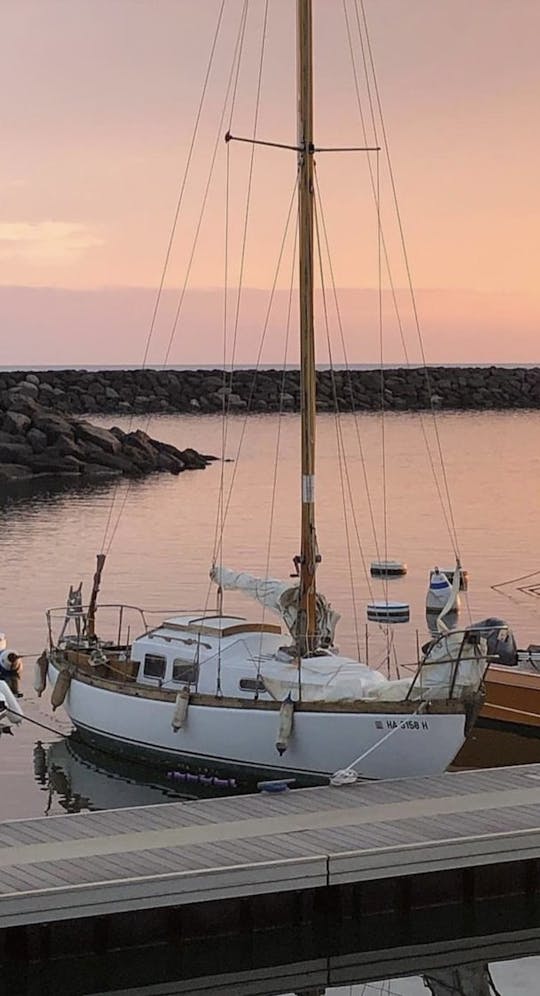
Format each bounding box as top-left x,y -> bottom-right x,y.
3,412 -> 540,994
3,410 -> 540,818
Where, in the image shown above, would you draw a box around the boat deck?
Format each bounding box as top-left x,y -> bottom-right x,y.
3,763 -> 540,928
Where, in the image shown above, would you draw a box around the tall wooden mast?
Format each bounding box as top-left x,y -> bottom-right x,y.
296,0 -> 318,657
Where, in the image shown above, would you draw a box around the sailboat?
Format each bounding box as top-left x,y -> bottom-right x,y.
43,1 -> 493,785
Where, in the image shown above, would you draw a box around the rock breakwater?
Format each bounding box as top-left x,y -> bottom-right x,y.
1,367 -> 539,415
0,387 -> 213,484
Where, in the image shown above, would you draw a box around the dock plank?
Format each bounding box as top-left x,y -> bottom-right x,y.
2,764 -> 540,928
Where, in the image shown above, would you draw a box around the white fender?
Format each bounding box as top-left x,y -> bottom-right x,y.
0,680 -> 23,724
171,687 -> 190,732
276,693 -> 294,755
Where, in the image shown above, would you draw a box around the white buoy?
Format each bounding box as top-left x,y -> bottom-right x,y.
370,560 -> 407,578
276,693 -> 294,755
426,568 -> 461,614
367,600 -> 410,624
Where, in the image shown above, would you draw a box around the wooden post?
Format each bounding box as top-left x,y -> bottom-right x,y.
86,554 -> 106,640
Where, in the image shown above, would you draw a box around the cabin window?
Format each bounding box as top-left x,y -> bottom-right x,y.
172,659 -> 199,684
143,654 -> 166,680
239,677 -> 267,693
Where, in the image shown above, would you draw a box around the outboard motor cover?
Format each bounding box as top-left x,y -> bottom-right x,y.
468,617 -> 518,667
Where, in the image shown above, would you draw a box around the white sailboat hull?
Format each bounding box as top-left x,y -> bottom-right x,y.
48,662 -> 469,782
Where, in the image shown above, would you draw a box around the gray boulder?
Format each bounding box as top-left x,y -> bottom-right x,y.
0,393 -> 212,486
75,421 -> 122,454
26,428 -> 48,453
0,441 -> 33,463
0,430 -> 19,444
26,453 -> 82,476
82,463 -> 122,478
157,451 -> 185,473
80,444 -> 141,474
4,411 -> 31,435
52,435 -> 86,459
7,395 -> 41,417
34,413 -> 74,439
0,463 -> 33,481
10,380 -> 39,399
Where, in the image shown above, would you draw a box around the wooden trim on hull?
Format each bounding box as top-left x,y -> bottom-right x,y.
482,667 -> 540,730
50,656 -> 473,717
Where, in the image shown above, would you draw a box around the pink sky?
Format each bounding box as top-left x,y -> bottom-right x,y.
1,0 -> 539,366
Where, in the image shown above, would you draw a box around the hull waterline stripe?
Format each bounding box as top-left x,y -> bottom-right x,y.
72,721 -> 330,778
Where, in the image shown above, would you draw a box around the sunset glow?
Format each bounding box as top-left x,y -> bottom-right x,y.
1,0 -> 539,365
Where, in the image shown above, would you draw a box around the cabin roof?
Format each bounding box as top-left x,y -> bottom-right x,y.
156,614 -> 282,639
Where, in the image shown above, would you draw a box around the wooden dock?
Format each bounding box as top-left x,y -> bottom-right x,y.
3,762 -> 540,932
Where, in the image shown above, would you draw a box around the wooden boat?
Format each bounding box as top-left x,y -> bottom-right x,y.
481,650 -> 540,733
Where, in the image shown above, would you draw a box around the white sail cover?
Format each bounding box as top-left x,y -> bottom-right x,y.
210,565 -> 341,647
365,626 -> 488,703
262,657 -> 387,702
417,628 -> 487,698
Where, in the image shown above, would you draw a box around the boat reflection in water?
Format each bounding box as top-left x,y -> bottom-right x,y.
33,712 -> 540,816
32,736 -> 244,814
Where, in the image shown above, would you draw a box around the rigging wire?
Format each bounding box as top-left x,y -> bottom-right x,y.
101,3 -> 249,561
256,220 -> 299,671
161,13 -> 251,375
226,0 -> 270,388
355,0 -> 462,559
211,176 -> 300,568
313,174 -> 362,660
312,169 -> 383,565
214,0 -> 249,589
217,0 -> 269,582
99,0 -> 228,558
313,169 -> 392,660
342,0 -> 465,587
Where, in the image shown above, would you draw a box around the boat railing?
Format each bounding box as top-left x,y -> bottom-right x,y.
46,604 -> 215,650
406,624 -> 507,702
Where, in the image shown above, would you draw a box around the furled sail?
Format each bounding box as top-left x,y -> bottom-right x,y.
210,565 -> 340,648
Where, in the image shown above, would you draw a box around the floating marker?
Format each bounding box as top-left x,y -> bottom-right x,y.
370,559 -> 407,578
367,600 -> 410,624
426,568 -> 461,614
